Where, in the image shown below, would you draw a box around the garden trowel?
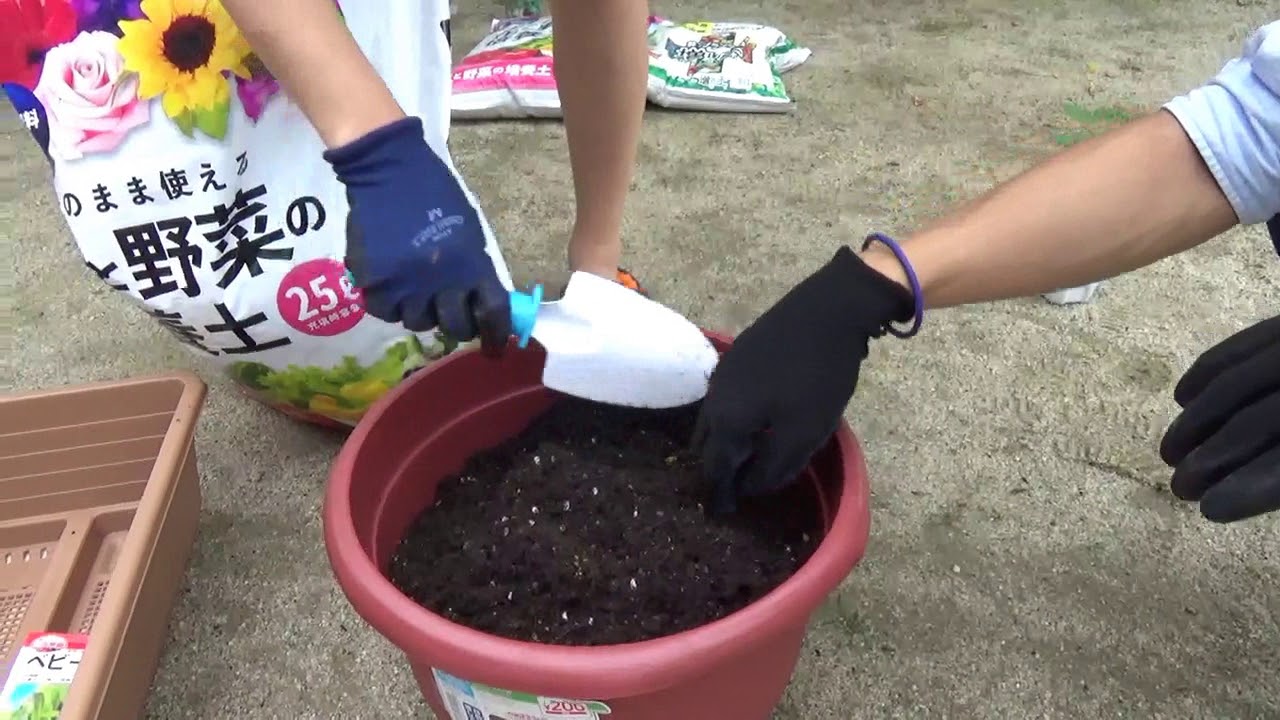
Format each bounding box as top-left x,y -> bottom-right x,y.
509,271 -> 719,408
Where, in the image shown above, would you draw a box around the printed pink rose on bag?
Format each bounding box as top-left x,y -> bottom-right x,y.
34,30 -> 149,161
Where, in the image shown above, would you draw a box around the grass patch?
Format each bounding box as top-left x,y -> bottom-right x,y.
1051,101 -> 1136,147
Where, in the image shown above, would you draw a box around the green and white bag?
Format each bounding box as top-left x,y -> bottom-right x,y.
646,20 -> 812,113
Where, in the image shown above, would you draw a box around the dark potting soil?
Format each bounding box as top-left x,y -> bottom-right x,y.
387,396 -> 822,646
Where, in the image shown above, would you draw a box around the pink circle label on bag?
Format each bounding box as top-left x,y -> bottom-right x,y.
277,258 -> 366,337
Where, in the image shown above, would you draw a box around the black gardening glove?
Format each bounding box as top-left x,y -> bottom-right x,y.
693,245 -> 915,514
1160,314 -> 1280,523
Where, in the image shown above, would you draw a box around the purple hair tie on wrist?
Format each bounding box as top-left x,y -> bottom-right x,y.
861,232 -> 923,338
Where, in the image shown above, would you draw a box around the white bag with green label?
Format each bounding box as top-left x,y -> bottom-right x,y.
646,20 -> 812,112
3,0 -> 510,427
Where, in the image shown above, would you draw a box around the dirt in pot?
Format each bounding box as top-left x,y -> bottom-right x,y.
387,396 -> 823,645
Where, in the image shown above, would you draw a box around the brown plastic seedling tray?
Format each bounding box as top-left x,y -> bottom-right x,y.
0,372 -> 206,719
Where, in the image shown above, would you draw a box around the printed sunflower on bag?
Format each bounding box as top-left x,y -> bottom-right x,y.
1,0 -> 269,161
116,0 -> 251,138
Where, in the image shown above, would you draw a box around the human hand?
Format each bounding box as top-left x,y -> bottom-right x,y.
693,244 -> 917,514
1160,314 -> 1280,523
325,116 -> 511,352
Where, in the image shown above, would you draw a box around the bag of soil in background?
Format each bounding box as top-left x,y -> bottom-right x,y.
646,19 -> 812,112
1,0 -> 511,428
452,15 -> 705,120
451,16 -> 561,119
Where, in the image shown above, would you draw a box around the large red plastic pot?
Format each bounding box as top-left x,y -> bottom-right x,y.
324,332 -> 871,720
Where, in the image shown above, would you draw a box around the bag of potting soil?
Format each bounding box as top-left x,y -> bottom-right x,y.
451,16 -> 561,120
645,20 -> 812,113
1,0 -> 511,428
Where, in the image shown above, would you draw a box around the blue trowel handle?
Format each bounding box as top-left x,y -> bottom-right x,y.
346,268 -> 542,349
508,284 -> 543,349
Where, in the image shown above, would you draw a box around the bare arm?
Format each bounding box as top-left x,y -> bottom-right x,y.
862,20 -> 1280,310
862,110 -> 1238,308
546,0 -> 650,276
221,0 -> 404,148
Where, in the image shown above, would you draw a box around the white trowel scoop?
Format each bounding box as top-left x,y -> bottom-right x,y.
508,271 -> 719,408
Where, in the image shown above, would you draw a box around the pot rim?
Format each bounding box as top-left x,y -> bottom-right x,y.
323,331 -> 871,699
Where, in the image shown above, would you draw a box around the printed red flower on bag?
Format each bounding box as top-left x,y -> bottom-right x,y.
0,0 -> 78,88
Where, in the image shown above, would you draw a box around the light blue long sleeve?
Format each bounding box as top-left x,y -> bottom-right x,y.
1163,20 -> 1280,227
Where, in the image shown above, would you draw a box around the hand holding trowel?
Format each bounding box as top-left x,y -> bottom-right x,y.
505,271 -> 720,408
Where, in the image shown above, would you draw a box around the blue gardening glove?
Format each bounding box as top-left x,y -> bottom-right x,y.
324,116 -> 512,352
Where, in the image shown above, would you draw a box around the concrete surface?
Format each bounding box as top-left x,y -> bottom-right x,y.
4,1 -> 1280,717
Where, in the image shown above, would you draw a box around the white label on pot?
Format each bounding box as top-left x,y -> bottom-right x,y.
433,669 -> 613,720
